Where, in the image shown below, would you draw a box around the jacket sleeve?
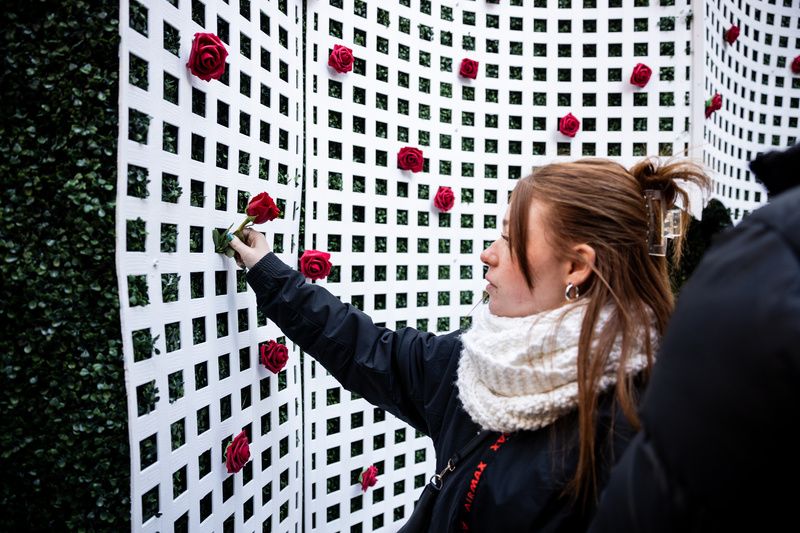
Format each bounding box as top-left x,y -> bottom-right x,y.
245,252 -> 461,438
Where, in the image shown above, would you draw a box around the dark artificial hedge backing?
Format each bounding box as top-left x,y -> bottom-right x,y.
0,1 -> 129,530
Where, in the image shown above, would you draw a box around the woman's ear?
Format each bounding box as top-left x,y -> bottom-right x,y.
567,244 -> 596,286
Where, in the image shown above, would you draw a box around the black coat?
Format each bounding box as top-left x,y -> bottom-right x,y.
589,185 -> 800,532
247,255 -> 641,532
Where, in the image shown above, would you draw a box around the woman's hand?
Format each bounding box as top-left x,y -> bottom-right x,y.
227,228 -> 271,269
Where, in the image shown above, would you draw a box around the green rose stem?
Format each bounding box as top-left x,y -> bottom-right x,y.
233,215 -> 255,239
214,215 -> 255,255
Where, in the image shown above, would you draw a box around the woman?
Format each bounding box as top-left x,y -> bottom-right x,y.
228,157 -> 710,531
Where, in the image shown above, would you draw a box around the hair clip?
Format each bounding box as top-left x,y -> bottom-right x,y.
644,189 -> 683,257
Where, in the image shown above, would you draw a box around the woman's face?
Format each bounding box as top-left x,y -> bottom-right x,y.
480,201 -> 570,317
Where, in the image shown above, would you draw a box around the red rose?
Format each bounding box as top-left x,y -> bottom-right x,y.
225,431 -> 250,474
459,58 -> 479,79
724,25 -> 740,45
299,249 -> 332,280
630,63 -> 652,88
187,33 -> 228,81
558,113 -> 581,137
360,465 -> 378,492
246,192 -> 280,224
791,56 -> 800,75
328,44 -> 354,73
397,146 -> 424,172
260,340 -> 289,374
433,186 -> 455,213
705,93 -> 723,118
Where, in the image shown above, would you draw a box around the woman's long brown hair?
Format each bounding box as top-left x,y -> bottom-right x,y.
506,157 -> 710,502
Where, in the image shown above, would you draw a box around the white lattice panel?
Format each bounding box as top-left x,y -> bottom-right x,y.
113,0 -> 797,530
303,1 -> 695,532
117,0 -> 304,530
702,0 -> 799,222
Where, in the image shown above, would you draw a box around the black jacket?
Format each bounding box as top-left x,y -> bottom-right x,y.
247,254 -> 641,532
589,185 -> 800,532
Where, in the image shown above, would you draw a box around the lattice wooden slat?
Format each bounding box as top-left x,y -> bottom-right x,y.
119,0 -> 304,530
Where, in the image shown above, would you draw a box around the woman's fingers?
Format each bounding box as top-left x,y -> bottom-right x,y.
226,234 -> 247,268
240,228 -> 255,245
227,229 -> 268,268
227,233 -> 243,251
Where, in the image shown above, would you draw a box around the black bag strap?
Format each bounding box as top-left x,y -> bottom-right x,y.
429,430 -> 494,491
398,431 -> 496,532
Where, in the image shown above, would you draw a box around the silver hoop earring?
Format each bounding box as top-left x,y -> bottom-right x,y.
565,282 -> 580,301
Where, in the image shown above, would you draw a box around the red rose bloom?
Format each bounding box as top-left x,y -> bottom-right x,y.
299,250 -> 332,281
328,44 -> 354,73
225,431 -> 250,474
433,186 -> 455,213
706,93 -> 722,118
705,93 -> 723,118
246,192 -> 280,224
397,146 -> 424,172
187,33 -> 228,81
260,340 -> 289,374
459,58 -> 479,79
360,465 -> 378,492
558,113 -> 581,137
791,56 -> 800,75
630,63 -> 652,88
724,25 -> 740,45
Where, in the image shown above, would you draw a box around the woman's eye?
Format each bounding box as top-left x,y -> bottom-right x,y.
501,234 -> 509,242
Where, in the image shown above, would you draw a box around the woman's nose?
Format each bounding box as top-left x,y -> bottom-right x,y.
480,241 -> 497,266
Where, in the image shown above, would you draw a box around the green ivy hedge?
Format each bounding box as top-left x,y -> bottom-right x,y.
0,2 -> 129,530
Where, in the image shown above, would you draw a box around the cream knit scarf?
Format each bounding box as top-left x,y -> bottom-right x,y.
456,301 -> 653,433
